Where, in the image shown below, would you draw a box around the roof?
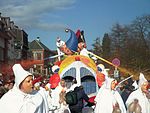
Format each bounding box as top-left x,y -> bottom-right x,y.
29,40 -> 50,51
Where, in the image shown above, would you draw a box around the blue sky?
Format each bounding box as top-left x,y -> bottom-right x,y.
0,0 -> 150,50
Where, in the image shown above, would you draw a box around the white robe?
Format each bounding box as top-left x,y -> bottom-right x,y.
38,87 -> 50,113
126,88 -> 150,113
94,89 -> 126,113
94,78 -> 126,113
0,86 -> 32,113
0,64 -> 47,113
51,84 -> 70,113
0,85 -> 48,113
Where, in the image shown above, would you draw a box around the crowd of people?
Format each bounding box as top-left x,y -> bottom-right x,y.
0,73 -> 15,98
95,74 -> 150,113
0,64 -> 92,113
0,63 -> 150,113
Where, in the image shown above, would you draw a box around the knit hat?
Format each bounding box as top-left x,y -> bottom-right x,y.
12,64 -> 32,88
65,29 -> 78,52
97,64 -> 109,78
52,65 -> 60,73
97,64 -> 105,72
138,73 -> 147,87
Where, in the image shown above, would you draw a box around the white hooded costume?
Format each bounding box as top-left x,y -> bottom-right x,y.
126,73 -> 150,113
94,77 -> 126,113
0,64 -> 48,113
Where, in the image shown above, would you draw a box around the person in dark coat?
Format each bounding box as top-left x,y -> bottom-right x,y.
121,78 -> 134,109
69,85 -> 89,113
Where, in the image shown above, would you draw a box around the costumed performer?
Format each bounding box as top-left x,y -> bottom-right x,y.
126,73 -> 150,113
94,77 -> 126,113
51,79 -> 70,113
0,64 -> 48,113
32,76 -> 50,113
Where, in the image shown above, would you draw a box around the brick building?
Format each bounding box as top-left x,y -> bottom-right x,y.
29,37 -> 55,76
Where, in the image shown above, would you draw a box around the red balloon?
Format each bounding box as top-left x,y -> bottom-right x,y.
49,73 -> 60,89
96,72 -> 105,87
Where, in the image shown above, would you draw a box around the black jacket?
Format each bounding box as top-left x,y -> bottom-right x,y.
69,86 -> 89,111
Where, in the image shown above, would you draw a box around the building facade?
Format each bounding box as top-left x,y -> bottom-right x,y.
29,37 -> 55,76
0,13 -> 29,76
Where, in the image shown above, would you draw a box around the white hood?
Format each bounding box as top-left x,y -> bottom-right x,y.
13,64 -> 32,88
138,73 -> 147,87
105,77 -> 114,89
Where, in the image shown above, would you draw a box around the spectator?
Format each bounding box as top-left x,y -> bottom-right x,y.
0,73 -> 3,84
121,80 -> 134,109
66,78 -> 79,92
69,85 -> 89,113
126,73 -> 150,113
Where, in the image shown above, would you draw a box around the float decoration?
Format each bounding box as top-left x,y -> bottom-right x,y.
59,55 -> 97,75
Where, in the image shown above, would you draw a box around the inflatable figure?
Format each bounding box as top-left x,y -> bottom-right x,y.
49,65 -> 60,89
76,29 -> 89,57
64,29 -> 78,55
96,64 -> 109,87
56,29 -> 78,56
56,37 -> 65,61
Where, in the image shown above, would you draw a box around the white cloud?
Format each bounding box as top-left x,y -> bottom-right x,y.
0,0 -> 75,31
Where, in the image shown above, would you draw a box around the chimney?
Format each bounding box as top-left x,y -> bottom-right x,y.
36,37 -> 40,42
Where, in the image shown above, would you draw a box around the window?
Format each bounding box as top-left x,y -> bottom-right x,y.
37,53 -> 42,60
80,67 -> 93,78
81,76 -> 96,95
62,68 -> 76,78
80,67 -> 96,94
33,52 -> 42,60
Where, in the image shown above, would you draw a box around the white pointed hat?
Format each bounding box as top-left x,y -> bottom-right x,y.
138,73 -> 147,87
13,64 -> 32,88
105,77 -> 115,89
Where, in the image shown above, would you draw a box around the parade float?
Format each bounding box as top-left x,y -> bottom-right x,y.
49,28 -> 109,98
59,55 -> 98,95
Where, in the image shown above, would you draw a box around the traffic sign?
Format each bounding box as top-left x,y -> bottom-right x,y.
112,58 -> 120,67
